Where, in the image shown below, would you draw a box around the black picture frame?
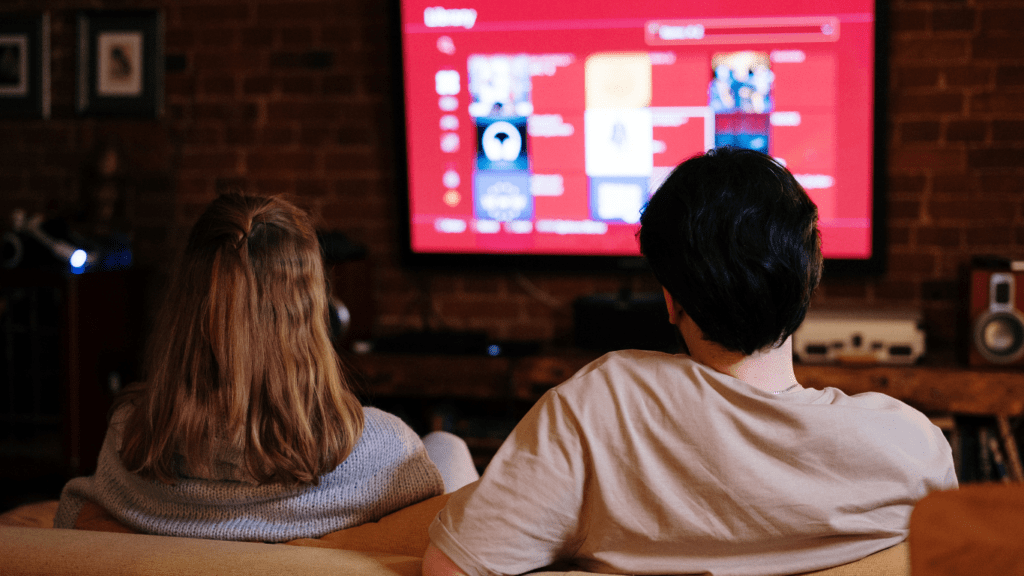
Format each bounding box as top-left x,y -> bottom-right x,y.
77,10 -> 164,118
0,12 -> 50,119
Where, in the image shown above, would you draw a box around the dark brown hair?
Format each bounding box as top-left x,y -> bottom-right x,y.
639,147 -> 823,355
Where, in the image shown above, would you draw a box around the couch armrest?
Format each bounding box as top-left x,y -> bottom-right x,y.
0,501 -> 59,528
910,483 -> 1024,575
0,526 -> 414,576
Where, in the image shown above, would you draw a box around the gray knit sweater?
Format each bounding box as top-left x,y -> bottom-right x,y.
53,406 -> 444,542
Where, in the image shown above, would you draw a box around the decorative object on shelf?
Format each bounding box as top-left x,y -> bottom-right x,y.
0,12 -> 50,119
76,9 -> 163,118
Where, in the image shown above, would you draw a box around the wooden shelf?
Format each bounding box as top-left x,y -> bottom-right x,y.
349,354 -> 515,400
351,352 -> 1024,417
349,351 -> 1024,474
794,363 -> 1024,417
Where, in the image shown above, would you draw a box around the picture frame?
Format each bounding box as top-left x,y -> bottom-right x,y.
0,12 -> 50,119
77,10 -> 164,118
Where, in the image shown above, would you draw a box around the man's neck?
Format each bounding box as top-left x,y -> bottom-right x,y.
680,318 -> 800,393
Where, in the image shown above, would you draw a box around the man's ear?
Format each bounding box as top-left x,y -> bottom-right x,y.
663,287 -> 685,324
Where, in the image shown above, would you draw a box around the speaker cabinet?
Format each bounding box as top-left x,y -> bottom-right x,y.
1,270 -> 146,480
968,268 -> 1024,367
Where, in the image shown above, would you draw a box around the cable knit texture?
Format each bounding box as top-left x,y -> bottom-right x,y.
53,406 -> 444,542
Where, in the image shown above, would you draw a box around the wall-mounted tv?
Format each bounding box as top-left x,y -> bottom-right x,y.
391,0 -> 886,274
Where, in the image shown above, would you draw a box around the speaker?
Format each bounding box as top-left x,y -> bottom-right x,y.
968,268 -> 1024,367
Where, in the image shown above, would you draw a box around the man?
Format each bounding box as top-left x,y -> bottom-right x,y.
423,147 -> 957,576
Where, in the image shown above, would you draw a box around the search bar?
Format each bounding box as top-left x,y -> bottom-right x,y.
646,17 -> 841,45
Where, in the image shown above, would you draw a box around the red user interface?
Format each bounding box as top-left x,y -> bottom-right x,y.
398,0 -> 877,260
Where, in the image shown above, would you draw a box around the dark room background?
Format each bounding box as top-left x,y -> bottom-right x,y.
3,0 -> 1024,354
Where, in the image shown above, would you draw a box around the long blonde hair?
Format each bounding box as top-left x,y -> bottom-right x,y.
119,193 -> 364,485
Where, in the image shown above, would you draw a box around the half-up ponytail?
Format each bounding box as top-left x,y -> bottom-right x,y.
119,193 -> 364,485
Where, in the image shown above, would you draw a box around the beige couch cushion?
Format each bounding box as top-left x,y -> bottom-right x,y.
0,525 -> 413,576
287,493 -> 449,557
0,496 -> 908,576
0,495 -> 447,576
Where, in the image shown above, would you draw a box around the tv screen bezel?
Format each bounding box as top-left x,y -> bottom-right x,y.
387,0 -> 888,276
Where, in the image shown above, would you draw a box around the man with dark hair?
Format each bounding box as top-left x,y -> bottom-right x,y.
639,146 -> 822,357
423,147 -> 957,576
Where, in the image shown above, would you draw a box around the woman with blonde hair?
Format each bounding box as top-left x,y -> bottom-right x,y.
54,193 -> 465,541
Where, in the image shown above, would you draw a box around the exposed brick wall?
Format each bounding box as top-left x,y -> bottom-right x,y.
879,0 -> 1024,348
2,0 -> 1023,354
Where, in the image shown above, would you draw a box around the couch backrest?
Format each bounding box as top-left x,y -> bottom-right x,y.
0,526 -> 417,576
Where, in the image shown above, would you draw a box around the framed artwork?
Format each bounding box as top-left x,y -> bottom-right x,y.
77,10 -> 164,118
0,13 -> 50,119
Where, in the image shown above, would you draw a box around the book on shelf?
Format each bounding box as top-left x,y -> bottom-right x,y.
934,415 -> 1024,484
995,415 -> 1024,482
985,426 -> 1011,483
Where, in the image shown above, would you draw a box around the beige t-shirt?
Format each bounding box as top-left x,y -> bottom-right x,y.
429,350 -> 957,576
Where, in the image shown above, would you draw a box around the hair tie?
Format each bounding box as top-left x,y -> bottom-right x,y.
233,228 -> 249,254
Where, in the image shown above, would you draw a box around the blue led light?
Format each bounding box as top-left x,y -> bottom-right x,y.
70,249 -> 87,268
487,344 -> 501,357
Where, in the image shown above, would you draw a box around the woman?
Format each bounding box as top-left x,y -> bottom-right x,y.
54,193 -> 461,541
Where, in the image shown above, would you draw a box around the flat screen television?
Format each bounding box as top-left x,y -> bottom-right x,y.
390,0 -> 886,274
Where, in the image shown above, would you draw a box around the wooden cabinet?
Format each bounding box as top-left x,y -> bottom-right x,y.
793,362 -> 1024,417
349,351 -> 1024,471
353,351 -> 1024,415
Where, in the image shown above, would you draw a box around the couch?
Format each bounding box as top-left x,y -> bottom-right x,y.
0,492 -> 915,576
907,482 -> 1024,575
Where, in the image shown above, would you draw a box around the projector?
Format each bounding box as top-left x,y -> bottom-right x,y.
793,307 -> 926,365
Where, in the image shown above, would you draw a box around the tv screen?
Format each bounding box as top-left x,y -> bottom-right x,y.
392,0 -> 885,274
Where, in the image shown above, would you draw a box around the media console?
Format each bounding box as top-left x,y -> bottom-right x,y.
349,351 -> 1024,469
351,351 -> 1024,415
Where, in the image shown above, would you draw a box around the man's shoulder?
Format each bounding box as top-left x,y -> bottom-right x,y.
574,349 -> 691,376
552,349 -> 704,405
810,386 -> 932,419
